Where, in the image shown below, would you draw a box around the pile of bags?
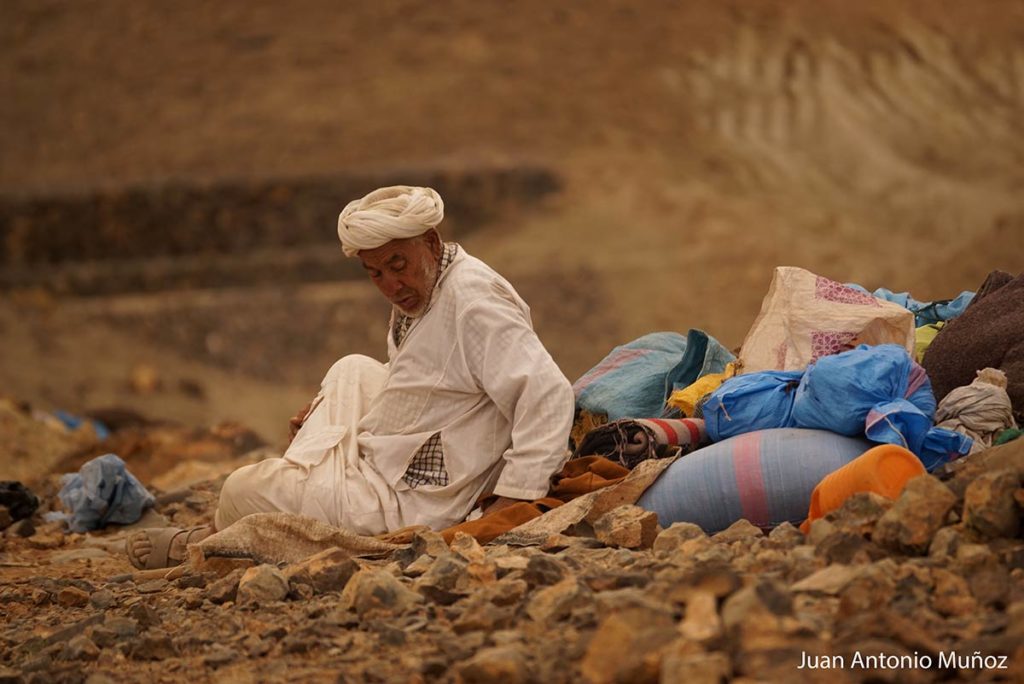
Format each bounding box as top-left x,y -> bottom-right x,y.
572,266 -> 1021,533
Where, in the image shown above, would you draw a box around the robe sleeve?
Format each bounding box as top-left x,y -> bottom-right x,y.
457,288 -> 575,500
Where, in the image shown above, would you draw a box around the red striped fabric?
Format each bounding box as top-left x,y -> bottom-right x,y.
731,432 -> 770,526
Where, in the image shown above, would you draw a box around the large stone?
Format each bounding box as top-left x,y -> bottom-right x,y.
205,568 -> 244,604
873,475 -> 957,554
791,564 -> 864,595
827,491 -> 893,534
526,578 -> 590,622
237,564 -> 289,604
594,505 -> 660,549
62,635 -> 99,661
652,522 -> 706,554
963,469 -> 1021,539
414,553 -> 470,605
128,630 -> 178,661
579,606 -> 676,684
456,645 -> 530,684
523,554 -> 568,587
341,568 -> 422,617
678,589 -> 723,644
284,548 -> 358,594
712,519 -> 763,544
57,586 -> 90,608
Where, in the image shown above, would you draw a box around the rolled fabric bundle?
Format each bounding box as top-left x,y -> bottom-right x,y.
935,368 -> 1017,453
573,418 -> 708,469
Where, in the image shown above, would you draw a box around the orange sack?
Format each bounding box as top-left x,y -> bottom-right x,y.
800,444 -> 926,533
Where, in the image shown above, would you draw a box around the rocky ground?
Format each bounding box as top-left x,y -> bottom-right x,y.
1,414 -> 1022,683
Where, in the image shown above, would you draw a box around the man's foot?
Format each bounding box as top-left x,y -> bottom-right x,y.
125,525 -> 214,570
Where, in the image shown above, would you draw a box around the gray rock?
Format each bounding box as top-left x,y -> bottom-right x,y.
284,547 -> 358,594
873,475 -> 957,554
56,586 -> 90,608
593,505 -> 660,549
766,521 -> 804,548
103,616 -> 138,639
128,630 -> 178,661
457,645 -> 531,684
414,553 -> 469,605
652,522 -> 706,554
526,578 -> 590,622
237,564 -> 289,604
205,568 -> 244,604
89,589 -> 115,610
341,568 -> 422,617
127,603 -> 160,629
202,645 -> 237,668
135,579 -> 168,595
523,554 -> 568,587
62,635 -> 99,661
963,469 -> 1021,539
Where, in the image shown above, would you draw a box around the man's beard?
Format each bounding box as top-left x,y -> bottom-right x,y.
399,254 -> 439,318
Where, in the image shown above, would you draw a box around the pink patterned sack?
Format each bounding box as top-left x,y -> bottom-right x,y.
738,267 -> 914,373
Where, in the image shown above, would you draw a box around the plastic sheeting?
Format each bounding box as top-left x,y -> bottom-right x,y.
57,453 -> 155,532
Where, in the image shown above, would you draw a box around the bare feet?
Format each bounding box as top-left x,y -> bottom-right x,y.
126,525 -> 214,570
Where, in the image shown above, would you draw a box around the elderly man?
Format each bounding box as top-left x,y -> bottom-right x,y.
128,185 -> 574,569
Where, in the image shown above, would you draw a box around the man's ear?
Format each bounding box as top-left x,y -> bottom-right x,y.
424,229 -> 442,257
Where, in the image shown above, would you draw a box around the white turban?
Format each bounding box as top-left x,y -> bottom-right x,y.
337,185 -> 445,257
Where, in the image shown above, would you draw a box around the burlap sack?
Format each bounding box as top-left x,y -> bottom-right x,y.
739,267 -> 914,373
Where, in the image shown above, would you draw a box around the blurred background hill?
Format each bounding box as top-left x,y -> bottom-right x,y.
1,0 -> 1022,444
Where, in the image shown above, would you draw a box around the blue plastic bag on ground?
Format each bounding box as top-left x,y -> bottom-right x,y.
704,344 -> 972,470
846,284 -> 974,327
574,330 -> 734,420
58,453 -> 155,532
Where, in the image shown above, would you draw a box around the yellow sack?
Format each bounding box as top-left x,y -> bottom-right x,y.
667,362 -> 738,417
914,322 -> 944,363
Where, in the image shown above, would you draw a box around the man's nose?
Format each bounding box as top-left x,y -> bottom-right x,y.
378,273 -> 403,297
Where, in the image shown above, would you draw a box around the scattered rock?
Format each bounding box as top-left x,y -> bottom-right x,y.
7,517 -> 35,538
652,522 -> 706,554
523,554 -> 567,587
873,475 -> 957,554
135,579 -> 168,594
205,568 -> 244,604
128,630 -> 178,661
593,505 -> 660,549
56,586 -> 90,608
526,578 -> 590,622
661,648 -> 732,683
127,603 -> 161,629
712,519 -> 764,544
456,645 -> 530,684
237,564 -> 289,604
63,635 -> 99,661
791,564 -> 864,595
342,569 -> 422,617
963,469 -> 1021,539
415,553 -> 470,605
580,605 -> 676,684
285,547 -> 358,594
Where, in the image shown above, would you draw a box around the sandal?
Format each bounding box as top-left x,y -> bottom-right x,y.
126,525 -> 212,570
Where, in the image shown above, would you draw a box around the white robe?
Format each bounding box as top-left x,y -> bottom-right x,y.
216,249 -> 574,534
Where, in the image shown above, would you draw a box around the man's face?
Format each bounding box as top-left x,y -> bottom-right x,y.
358,232 -> 441,317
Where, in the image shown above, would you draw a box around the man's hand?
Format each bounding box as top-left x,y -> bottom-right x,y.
481,495 -> 526,516
288,401 -> 313,444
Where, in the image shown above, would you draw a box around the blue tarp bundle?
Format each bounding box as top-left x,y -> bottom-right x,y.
846,284 -> 974,327
704,344 -> 973,470
57,453 -> 155,532
573,329 -> 734,421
